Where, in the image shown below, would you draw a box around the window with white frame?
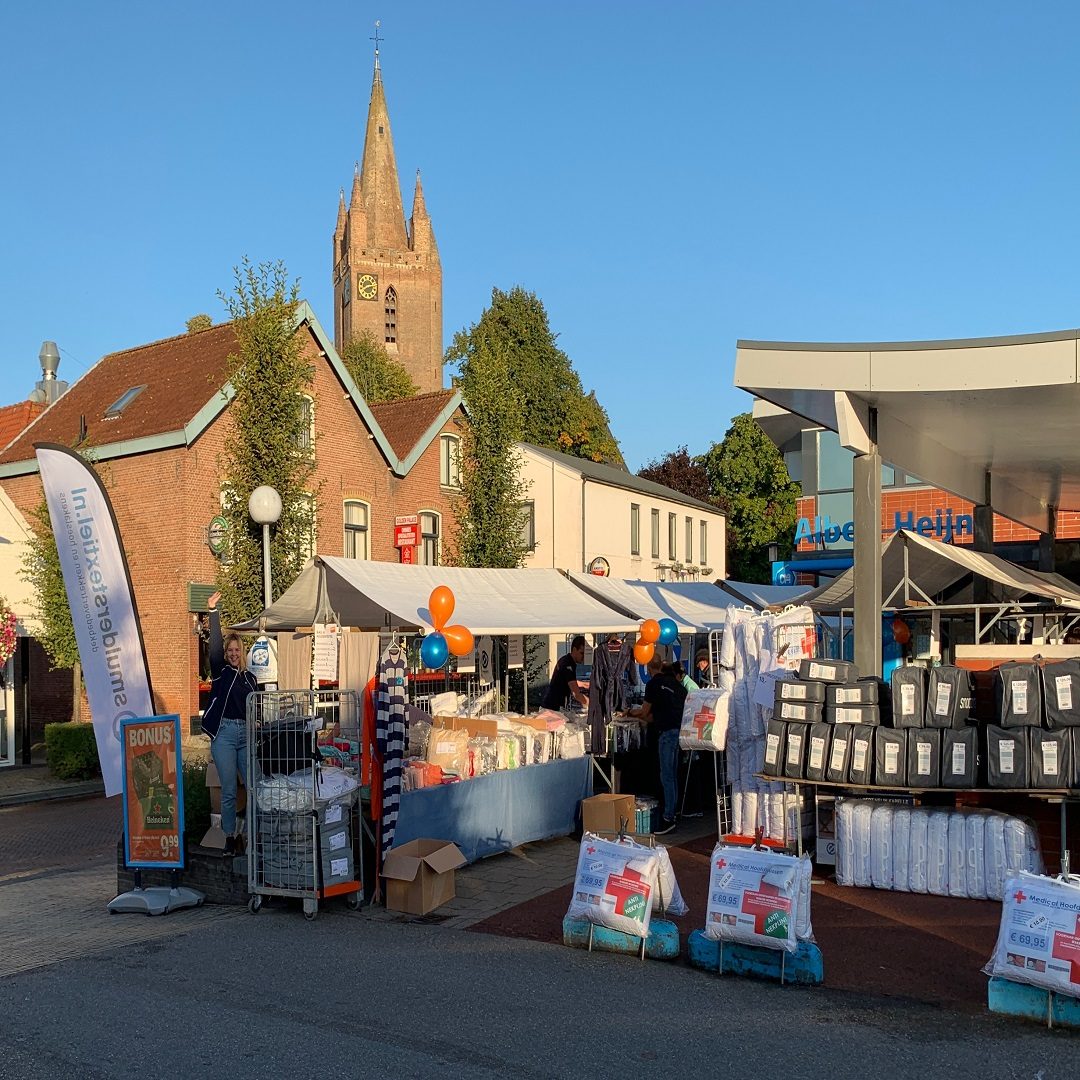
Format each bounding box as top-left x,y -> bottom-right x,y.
294,394 -> 315,455
519,501 -> 536,552
685,516 -> 693,564
651,509 -> 660,559
700,521 -> 708,565
298,493 -> 316,562
343,500 -> 370,560
668,513 -> 677,561
630,503 -> 640,556
440,434 -> 461,489
419,510 -> 441,566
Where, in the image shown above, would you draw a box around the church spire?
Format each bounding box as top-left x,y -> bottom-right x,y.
358,51 -> 408,251
335,188 -> 346,234
410,169 -> 439,261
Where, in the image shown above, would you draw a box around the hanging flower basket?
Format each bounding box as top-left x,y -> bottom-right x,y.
0,598 -> 16,668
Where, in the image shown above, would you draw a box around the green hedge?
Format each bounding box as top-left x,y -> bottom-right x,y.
44,722 -> 101,781
182,759 -> 211,839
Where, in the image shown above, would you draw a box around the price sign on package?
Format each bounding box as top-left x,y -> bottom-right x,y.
120,715 -> 185,869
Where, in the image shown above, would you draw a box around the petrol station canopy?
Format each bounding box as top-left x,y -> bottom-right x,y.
736,328 -> 1080,533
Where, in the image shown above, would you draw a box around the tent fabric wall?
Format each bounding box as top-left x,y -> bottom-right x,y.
566,573 -> 737,633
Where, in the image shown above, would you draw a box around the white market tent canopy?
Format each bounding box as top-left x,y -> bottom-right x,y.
566,573 -> 738,633
235,557 -> 640,635
799,530 -> 1080,612
718,580 -> 813,610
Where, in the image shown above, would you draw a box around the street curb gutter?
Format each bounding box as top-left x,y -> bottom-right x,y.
0,780 -> 106,808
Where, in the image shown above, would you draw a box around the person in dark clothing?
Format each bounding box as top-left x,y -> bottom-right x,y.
694,649 -> 712,688
202,591 -> 258,855
629,657 -> 686,833
542,635 -> 588,711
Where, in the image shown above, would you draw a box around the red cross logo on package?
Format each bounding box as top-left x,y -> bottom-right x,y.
693,706 -> 714,741
1051,914 -> 1080,983
1013,890 -> 1027,904
740,879 -> 790,935
607,868 -> 650,917
715,857 -> 727,871
586,846 -> 596,855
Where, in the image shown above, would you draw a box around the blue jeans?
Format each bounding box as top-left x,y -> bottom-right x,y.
211,719 -> 248,834
658,728 -> 679,823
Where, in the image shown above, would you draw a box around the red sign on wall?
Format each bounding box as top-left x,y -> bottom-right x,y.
400,544 -> 415,564
395,514 -> 418,549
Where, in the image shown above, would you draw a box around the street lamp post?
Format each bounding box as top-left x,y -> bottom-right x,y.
248,486 -> 282,610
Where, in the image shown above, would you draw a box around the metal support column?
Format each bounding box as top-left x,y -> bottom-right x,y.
853,443 -> 882,679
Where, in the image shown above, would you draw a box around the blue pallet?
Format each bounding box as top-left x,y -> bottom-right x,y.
562,916 -> 680,961
687,928 -> 824,985
987,977 -> 1080,1029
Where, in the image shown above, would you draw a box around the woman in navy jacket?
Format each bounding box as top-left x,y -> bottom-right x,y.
202,591 -> 258,855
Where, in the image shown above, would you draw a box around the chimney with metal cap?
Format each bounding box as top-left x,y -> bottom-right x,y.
30,340 -> 70,404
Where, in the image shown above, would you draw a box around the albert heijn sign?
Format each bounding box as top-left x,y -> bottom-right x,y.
795,508 -> 974,547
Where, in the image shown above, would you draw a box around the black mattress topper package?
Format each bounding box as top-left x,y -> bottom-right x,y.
847,728 -> 875,785
874,727 -> 908,786
775,699 -> 823,724
1042,659 -> 1080,728
775,679 -> 827,705
825,703 -> 881,725
827,681 -> 878,706
1029,728 -> 1072,788
994,662 -> 1043,728
783,723 -> 808,780
941,727 -> 979,788
803,722 -> 832,782
891,666 -> 927,728
924,666 -> 977,729
798,658 -> 859,684
826,725 -> 852,783
984,724 -> 1030,788
906,727 -> 942,787
762,718 -> 786,778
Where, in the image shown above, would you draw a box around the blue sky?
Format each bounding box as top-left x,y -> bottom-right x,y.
3,2 -> 1080,470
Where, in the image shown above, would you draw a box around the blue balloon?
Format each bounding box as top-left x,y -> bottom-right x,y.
420,632 -> 449,669
657,618 -> 679,645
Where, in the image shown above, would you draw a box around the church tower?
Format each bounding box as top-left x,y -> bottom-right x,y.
333,44 -> 443,393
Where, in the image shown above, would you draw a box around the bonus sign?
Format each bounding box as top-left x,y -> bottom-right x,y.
120,715 -> 185,869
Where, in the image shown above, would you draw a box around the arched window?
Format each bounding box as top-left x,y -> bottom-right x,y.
343,500 -> 370,560
384,286 -> 397,345
419,510 -> 441,566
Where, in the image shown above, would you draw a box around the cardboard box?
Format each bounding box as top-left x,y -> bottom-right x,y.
201,762 -> 247,850
582,793 -> 638,836
381,839 -> 466,915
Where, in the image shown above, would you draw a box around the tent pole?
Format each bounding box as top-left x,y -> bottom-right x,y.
853,440 -> 883,679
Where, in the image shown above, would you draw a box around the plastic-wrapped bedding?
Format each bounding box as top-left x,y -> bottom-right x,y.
925,665 -> 976,728
852,802 -> 875,887
965,812 -> 988,900
567,834 -> 660,937
908,809 -> 930,894
762,719 -> 785,778
796,855 -> 815,942
870,805 -> 895,890
680,688 -> 731,751
1030,728 -> 1071,788
783,725 -> 807,780
874,727 -> 907,786
947,813 -> 968,898
804,723 -> 830,782
994,661 -> 1042,728
776,679 -> 826,704
906,728 -> 941,787
891,807 -> 911,893
927,811 -> 950,897
799,658 -> 858,683
704,844 -> 801,953
835,800 -> 856,886
1042,658 -> 1080,728
1003,817 -> 1045,878
984,813 -> 1007,901
985,725 -> 1030,788
826,726 -> 852,783
653,844 -> 689,916
891,665 -> 928,728
941,727 -> 978,788
848,728 -> 874,785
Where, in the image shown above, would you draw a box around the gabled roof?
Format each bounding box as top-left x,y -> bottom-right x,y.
369,389 -> 459,459
0,303 -> 463,481
0,400 -> 46,453
520,443 -> 724,516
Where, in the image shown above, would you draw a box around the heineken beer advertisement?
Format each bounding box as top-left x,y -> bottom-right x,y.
120,715 -> 185,869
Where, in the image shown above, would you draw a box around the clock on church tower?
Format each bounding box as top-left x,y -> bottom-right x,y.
356,273 -> 378,301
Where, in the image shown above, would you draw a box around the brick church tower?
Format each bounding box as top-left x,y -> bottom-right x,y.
333,50 -> 443,392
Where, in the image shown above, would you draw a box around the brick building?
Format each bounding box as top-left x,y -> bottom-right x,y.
332,54 -> 442,394
0,306 -> 464,734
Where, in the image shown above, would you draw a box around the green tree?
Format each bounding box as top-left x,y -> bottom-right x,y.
701,413 -> 800,582
447,286 -> 622,465
449,339 -> 530,568
186,314 -> 213,333
215,259 -> 318,623
340,329 -> 418,403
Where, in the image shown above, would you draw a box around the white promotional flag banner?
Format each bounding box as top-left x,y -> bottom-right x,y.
35,444 -> 155,797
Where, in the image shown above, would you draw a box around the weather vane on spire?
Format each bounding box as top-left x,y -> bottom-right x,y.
372,19 -> 383,69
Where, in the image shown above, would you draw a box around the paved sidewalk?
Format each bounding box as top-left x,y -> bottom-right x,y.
0,764 -> 104,807
0,795 -> 119,878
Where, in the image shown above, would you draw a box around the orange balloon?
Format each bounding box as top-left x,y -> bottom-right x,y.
429,585 -> 455,630
639,619 -> 661,645
633,640 -> 655,665
442,624 -> 474,657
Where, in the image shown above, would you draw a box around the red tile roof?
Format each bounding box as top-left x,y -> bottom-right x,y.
369,389 -> 458,459
0,401 -> 47,452
0,324 -> 239,464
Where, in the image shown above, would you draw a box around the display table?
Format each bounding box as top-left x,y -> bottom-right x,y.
391,757 -> 592,863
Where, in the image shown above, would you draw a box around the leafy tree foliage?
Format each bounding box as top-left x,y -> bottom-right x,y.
447,286 -> 622,465
701,413 -> 800,581
22,497 -> 80,672
341,329 -> 419,403
186,314 -> 213,333
215,259 -> 318,622
638,445 -> 717,506
448,338 -> 530,569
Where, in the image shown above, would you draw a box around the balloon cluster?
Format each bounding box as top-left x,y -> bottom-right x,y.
419,586 -> 475,669
633,617 -> 678,665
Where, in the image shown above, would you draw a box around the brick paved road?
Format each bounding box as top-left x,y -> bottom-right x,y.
0,796 -> 120,878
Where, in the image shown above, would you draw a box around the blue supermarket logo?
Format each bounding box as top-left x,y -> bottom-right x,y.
795,508 -> 973,547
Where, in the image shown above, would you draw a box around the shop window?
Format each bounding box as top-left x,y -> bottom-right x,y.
520,501 -> 536,552
651,509 -> 660,559
343,500 -> 369,560
440,434 -> 461,489
384,286 -> 397,345
668,513 -> 677,561
630,504 -> 640,556
700,521 -> 708,565
419,510 -> 440,566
